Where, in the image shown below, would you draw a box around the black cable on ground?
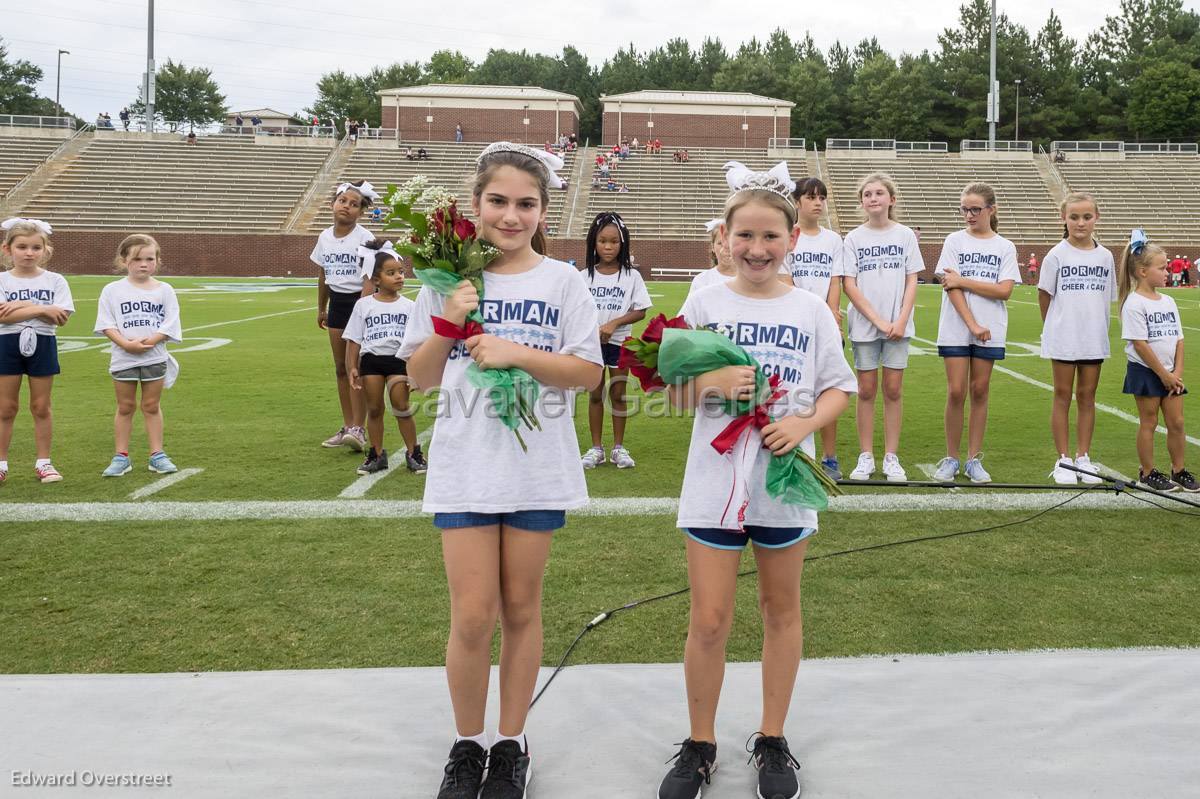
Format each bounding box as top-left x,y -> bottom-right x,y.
530,488 -> 1095,709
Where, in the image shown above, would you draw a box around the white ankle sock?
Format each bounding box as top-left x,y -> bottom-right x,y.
34,458 -> 51,468
455,732 -> 488,749
0,460 -> 8,472
494,732 -> 526,751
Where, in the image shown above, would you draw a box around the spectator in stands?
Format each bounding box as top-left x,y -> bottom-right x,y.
599,161 -> 610,179
591,173 -> 601,189
1054,149 -> 1067,164
361,120 -> 371,138
454,123 -> 463,143
1183,256 -> 1192,286
595,153 -> 606,168
544,141 -> 554,153
416,147 -> 429,160
348,120 -> 360,143
606,178 -> 617,191
652,138 -> 662,154
405,147 -> 415,160
251,116 -> 262,131
185,131 -> 197,145
568,132 -> 577,148
234,113 -> 243,128
120,108 -> 131,131
618,183 -> 630,193
1170,254 -> 1184,287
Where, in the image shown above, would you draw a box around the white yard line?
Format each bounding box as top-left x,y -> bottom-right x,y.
128,468 -> 204,500
911,336 -> 1200,448
183,307 -> 315,333
0,491 -> 1165,523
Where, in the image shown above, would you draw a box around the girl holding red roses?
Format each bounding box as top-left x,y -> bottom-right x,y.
655,163 -> 856,799
397,143 -> 603,799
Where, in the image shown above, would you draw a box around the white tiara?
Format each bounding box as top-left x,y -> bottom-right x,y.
1,217 -> 53,236
723,161 -> 795,200
477,142 -> 565,189
704,218 -> 723,233
335,181 -> 380,202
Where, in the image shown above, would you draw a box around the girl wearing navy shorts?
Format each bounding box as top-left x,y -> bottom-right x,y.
311,180 -> 376,453
932,183 -> 1021,483
343,239 -> 425,476
658,163 -> 855,799
1117,231 -> 1196,492
398,143 -> 602,799
580,211 -> 650,470
0,218 -> 73,484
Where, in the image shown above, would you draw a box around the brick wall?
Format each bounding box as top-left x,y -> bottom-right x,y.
382,106 -> 579,145
43,231 -> 1200,284
601,111 -> 790,149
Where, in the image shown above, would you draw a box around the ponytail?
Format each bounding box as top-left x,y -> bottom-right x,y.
1116,239 -> 1165,310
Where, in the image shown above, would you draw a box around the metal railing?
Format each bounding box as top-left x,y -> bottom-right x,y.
811,140 -> 834,229
284,134 -> 351,231
217,124 -> 336,138
961,139 -> 1033,152
1,124 -> 93,205
1038,144 -> 1069,195
896,141 -> 949,152
0,115 -> 74,129
768,137 -> 807,150
1050,141 -> 1123,153
1125,142 -> 1198,155
826,138 -> 895,151
564,137 -> 589,236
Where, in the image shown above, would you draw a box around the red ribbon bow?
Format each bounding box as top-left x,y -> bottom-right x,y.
710,373 -> 784,454
432,315 -> 484,340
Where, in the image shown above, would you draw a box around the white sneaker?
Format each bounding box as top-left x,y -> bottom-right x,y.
882,452 -> 907,482
581,446 -> 605,469
964,454 -> 992,484
1073,454 -> 1104,484
932,456 -> 960,482
1050,456 -> 1077,485
610,445 -> 636,469
849,452 -> 875,480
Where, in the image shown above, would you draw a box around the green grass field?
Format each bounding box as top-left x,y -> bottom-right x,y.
1,276 -> 1197,674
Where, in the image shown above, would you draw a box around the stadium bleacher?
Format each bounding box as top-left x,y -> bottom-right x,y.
1056,154 -> 1200,244
306,142 -> 575,237
0,136 -> 66,197
824,152 -> 1064,241
19,137 -> 332,232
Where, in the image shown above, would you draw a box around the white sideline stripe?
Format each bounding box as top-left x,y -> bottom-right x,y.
911,336 -> 1200,448
183,307 -> 315,333
339,459 -> 397,499
0,491 -> 1154,522
128,468 -> 204,499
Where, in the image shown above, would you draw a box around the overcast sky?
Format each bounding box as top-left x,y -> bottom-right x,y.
1,0 -> 1179,122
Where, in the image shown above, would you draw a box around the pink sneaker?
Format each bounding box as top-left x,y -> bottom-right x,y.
35,463 -> 63,483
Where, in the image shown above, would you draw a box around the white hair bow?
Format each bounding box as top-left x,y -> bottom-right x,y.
722,161 -> 795,197
336,182 -> 380,202
357,240 -> 400,279
1,217 -> 53,236
477,142 -> 566,189
704,218 -> 723,233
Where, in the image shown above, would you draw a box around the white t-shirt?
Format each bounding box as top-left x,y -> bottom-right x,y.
687,267 -> 732,297
342,294 -> 416,358
585,267 -> 652,343
842,223 -> 925,342
309,224 -> 374,294
676,284 -> 857,531
0,269 -> 75,336
1121,292 -> 1183,373
1037,240 -> 1116,360
93,278 -> 182,371
934,230 -> 1022,347
787,227 -> 844,301
397,258 -> 603,513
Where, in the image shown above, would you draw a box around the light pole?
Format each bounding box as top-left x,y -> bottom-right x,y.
144,0 -> 155,132
987,0 -> 997,148
1014,79 -> 1022,141
55,49 -> 69,117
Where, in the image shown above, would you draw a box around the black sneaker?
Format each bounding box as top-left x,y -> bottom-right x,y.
355,449 -> 388,475
406,444 -> 428,474
1171,468 -> 1200,492
479,739 -> 531,799
747,733 -> 801,799
658,738 -> 716,799
436,739 -> 487,799
1140,468 -> 1180,492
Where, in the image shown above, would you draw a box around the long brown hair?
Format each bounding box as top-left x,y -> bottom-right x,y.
962,182 -> 999,232
472,150 -> 550,255
1060,192 -> 1098,241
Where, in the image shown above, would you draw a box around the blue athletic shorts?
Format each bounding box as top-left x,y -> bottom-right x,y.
684,525 -> 816,551
0,333 -> 59,377
433,509 -> 566,531
937,345 -> 1005,360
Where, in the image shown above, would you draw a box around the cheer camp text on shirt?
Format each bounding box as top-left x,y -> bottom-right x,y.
1145,310 -> 1180,338
853,244 -> 907,273
321,251 -> 361,279
589,285 -> 630,312
2,287 -> 54,303
119,300 -> 166,328
449,298 -> 562,359
787,251 -> 834,278
702,321 -> 812,385
1057,263 -> 1110,291
362,311 -> 409,341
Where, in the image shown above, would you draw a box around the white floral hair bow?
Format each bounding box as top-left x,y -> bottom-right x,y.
1,217 -> 53,236
477,142 -> 566,189
704,218 -> 723,233
722,161 -> 795,198
357,240 -> 400,279
335,182 -> 380,202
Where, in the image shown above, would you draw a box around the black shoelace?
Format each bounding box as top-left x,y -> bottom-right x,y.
444,747 -> 485,786
487,745 -> 525,788
747,734 -> 801,774
665,740 -> 713,784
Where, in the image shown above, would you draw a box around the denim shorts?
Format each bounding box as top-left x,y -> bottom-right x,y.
433,509 -> 566,531
851,338 -> 910,371
938,345 -> 1006,361
684,525 -> 817,551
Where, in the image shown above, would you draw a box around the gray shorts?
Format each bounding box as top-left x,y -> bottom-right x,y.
111,361 -> 168,382
851,338 -> 911,371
